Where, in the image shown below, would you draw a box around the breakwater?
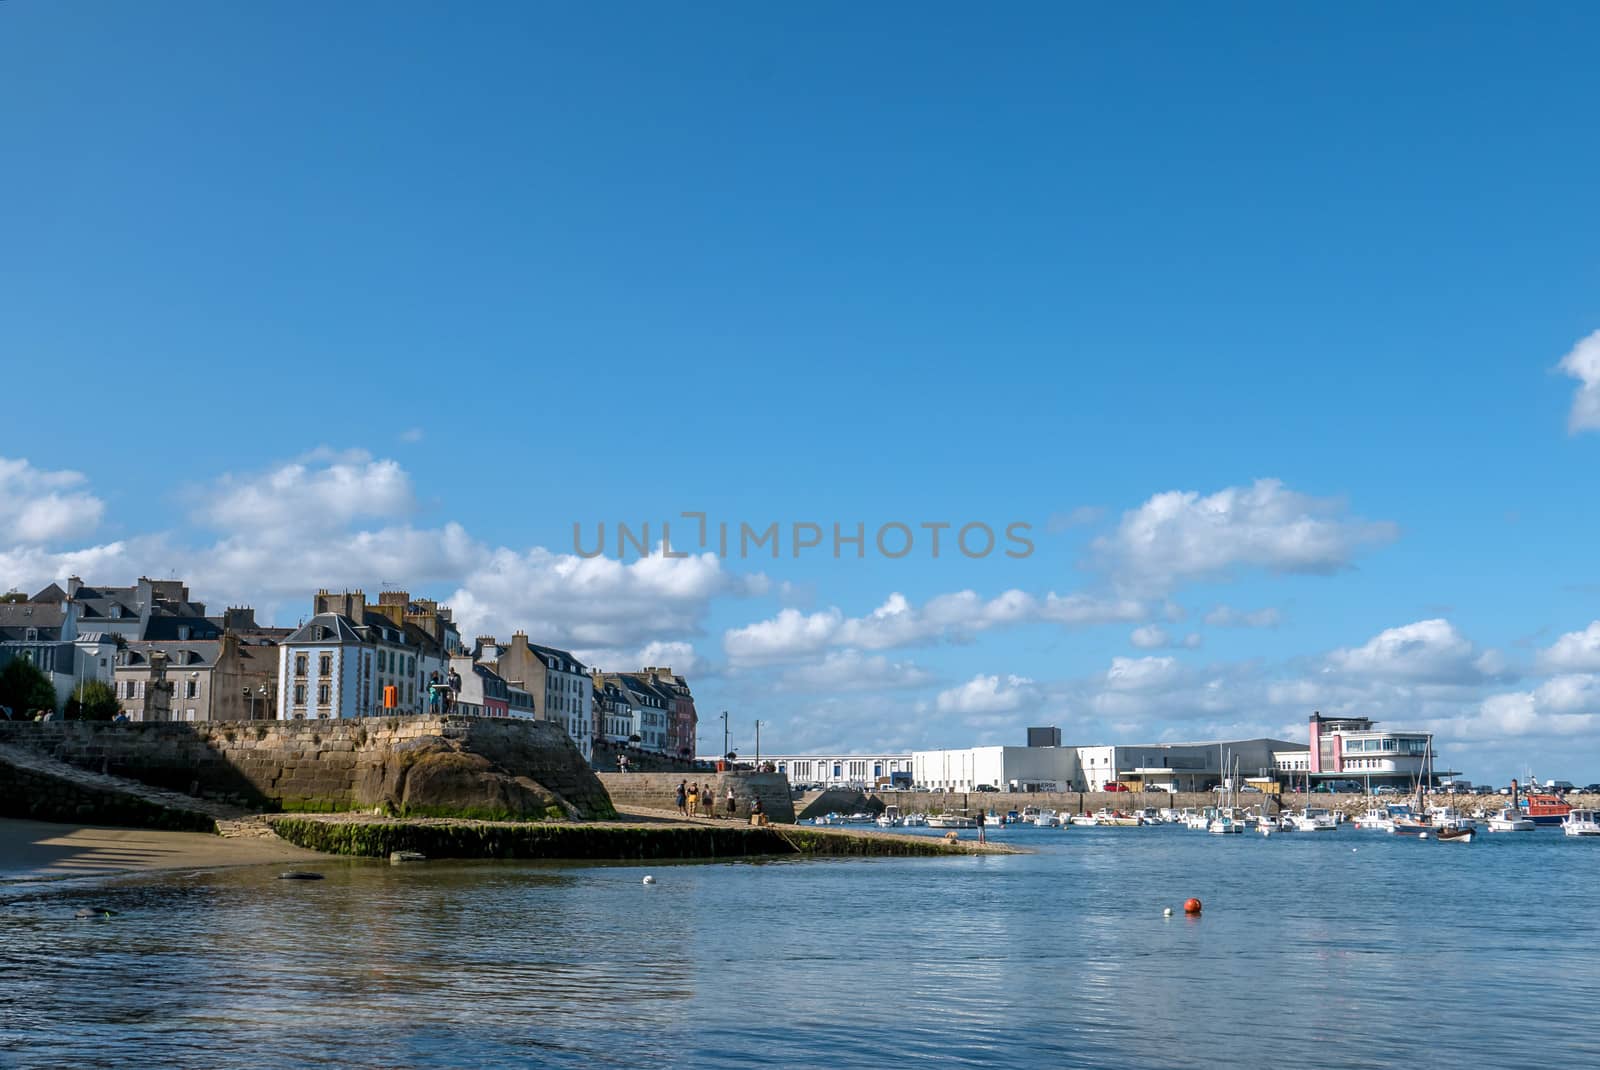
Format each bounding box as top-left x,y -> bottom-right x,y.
0,717 -> 615,821
596,772 -> 796,823
268,815 -> 1012,860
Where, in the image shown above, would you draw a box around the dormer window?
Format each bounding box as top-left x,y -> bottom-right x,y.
110,605 -> 122,618
177,625 -> 190,641
24,628 -> 36,642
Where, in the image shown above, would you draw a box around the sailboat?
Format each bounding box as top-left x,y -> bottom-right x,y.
1208,749 -> 1244,834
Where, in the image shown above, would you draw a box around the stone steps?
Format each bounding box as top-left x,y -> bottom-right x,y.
0,741 -> 252,829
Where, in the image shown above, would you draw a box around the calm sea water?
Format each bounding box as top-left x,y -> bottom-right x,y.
3,822 -> 1598,1069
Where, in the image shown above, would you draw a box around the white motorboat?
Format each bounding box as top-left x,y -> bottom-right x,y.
1183,808 -> 1213,831
1426,806 -> 1476,831
1137,808 -> 1163,825
926,813 -> 977,829
1353,807 -> 1393,831
1032,809 -> 1061,828
1290,807 -> 1338,832
1486,807 -> 1535,832
1208,808 -> 1244,834
901,812 -> 928,828
1563,809 -> 1600,837
875,805 -> 902,828
1069,812 -> 1100,827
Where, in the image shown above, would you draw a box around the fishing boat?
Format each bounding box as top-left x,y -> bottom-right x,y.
1137,807 -> 1163,825
1435,826 -> 1474,844
1183,808 -> 1212,830
875,805 -> 902,828
1562,809 -> 1600,837
1486,807 -> 1534,832
1093,808 -> 1142,827
901,812 -> 928,828
1032,809 -> 1062,828
1020,806 -> 1042,824
1208,806 -> 1245,834
1426,805 -> 1476,831
1353,806 -> 1394,831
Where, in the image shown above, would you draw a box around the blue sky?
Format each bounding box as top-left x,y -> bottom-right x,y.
3,2 -> 1599,781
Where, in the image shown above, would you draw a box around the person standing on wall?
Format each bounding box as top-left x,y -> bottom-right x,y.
675,780 -> 688,817
725,785 -> 737,819
976,808 -> 987,845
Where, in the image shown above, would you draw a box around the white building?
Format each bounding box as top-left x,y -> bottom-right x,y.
1286,713 -> 1451,788
275,605 -> 445,720
913,746 -> 1079,792
757,753 -> 915,789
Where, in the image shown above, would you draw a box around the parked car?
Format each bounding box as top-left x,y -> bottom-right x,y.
1582,784 -> 1600,794
1240,785 -> 1263,794
1374,786 -> 1399,796
1104,782 -> 1130,792
975,784 -> 999,792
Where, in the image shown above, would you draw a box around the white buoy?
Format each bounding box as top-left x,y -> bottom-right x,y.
642,875 -> 656,885
1352,847 -> 1358,852
1419,832 -> 1429,840
1163,907 -> 1173,917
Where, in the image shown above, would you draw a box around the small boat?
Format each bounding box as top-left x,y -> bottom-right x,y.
875,805 -> 902,828
1184,808 -> 1214,831
1436,827 -> 1474,844
901,812 -> 928,828
926,812 -> 977,829
1032,809 -> 1061,828
1562,809 -> 1600,837
1069,812 -> 1100,827
1137,807 -> 1163,825
1019,806 -> 1042,824
1208,807 -> 1244,834
1093,808 -> 1142,827
1486,807 -> 1534,832
1290,807 -> 1338,832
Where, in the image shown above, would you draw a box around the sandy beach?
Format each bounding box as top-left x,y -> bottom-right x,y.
0,819 -> 322,883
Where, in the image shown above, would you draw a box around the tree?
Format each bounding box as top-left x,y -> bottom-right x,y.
0,658 -> 59,719
65,679 -> 120,721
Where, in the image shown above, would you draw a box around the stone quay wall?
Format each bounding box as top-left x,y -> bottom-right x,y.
0,717 -> 614,820
0,746 -> 217,832
596,772 -> 796,824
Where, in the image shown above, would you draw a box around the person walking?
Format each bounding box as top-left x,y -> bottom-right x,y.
725,786 -> 737,819
675,780 -> 688,817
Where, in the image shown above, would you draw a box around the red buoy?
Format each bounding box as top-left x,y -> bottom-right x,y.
1183,897 -> 1203,915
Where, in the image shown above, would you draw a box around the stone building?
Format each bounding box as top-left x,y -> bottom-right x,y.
115,633 -> 277,722
0,598 -> 118,711
640,666 -> 697,759
480,633 -> 592,760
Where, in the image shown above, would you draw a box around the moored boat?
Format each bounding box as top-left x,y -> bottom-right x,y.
926,812 -> 977,829
1435,826 -> 1474,843
1562,809 -> 1600,837
1486,807 -> 1534,832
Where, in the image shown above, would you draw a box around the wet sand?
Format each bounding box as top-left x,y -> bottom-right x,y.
0,819 -> 321,882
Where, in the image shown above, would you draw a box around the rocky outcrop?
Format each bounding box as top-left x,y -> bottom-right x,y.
357,734 -> 577,821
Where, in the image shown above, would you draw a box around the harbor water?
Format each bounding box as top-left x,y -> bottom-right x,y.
4,822 -> 1599,1069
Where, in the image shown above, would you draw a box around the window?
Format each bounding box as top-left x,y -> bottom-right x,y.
319,653 -> 333,677
126,680 -> 137,699
185,680 -> 198,699
294,684 -> 307,706
177,625 -> 190,641
317,683 -> 330,705
295,654 -> 308,677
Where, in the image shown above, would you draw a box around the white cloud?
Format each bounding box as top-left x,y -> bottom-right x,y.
1205,605 -> 1282,628
0,457 -> 105,544
935,673 -> 1037,715
1558,329 -> 1600,433
198,455 -> 414,533
722,588 -> 1144,664
1130,624 -> 1201,650
1534,674 -> 1600,714
1130,625 -> 1169,649
1092,479 -> 1397,593
399,427 -> 425,444
451,547 -> 762,652
777,650 -> 934,693
1428,690 -> 1599,743
1539,621 -> 1600,673
1104,655 -> 1181,691
1325,618 -> 1504,684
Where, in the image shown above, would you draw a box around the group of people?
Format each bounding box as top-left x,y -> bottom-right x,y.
675,780 -> 755,820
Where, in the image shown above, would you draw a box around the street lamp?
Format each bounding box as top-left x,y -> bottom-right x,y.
755,719 -> 765,769
720,710 -> 729,765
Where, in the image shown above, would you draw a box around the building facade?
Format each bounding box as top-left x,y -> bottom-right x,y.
116,633 -> 277,721
758,753 -> 916,789
274,591 -> 447,720
482,633 -> 591,759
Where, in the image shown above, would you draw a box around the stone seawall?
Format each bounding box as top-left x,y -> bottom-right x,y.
596,772 -> 796,824
0,745 -> 218,833
0,717 -> 615,821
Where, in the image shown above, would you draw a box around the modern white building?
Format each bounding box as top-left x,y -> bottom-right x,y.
913,746 -> 1078,792
1279,713 -> 1452,788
